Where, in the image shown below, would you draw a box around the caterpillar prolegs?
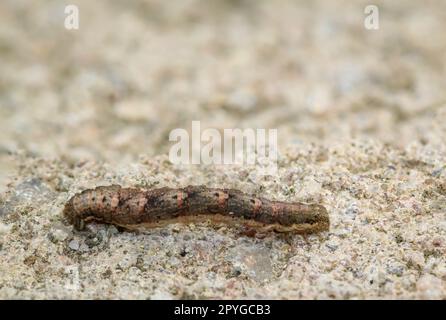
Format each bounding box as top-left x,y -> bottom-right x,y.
63,185 -> 329,234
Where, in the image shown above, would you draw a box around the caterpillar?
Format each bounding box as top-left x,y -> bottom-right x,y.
63,185 -> 329,234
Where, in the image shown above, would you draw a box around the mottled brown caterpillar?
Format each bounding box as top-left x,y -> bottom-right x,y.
63,185 -> 329,234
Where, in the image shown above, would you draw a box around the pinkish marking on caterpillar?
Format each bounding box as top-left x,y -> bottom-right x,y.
63,185 -> 329,234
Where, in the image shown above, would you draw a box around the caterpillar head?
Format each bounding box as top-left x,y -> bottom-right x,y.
63,197 -> 86,230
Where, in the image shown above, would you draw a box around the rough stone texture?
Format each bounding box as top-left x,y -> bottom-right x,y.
0,0 -> 445,299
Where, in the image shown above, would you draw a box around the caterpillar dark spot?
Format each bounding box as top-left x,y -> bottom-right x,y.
63,185 -> 329,234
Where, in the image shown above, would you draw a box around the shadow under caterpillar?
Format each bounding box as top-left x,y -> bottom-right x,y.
63,185 -> 329,234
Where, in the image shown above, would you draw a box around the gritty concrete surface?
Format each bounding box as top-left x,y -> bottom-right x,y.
0,0 -> 445,299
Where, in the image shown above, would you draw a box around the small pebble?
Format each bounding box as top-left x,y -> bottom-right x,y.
68,239 -> 80,251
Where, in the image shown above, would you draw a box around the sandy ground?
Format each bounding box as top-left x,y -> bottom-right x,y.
0,0 -> 445,299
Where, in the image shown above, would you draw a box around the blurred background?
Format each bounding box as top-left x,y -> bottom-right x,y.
0,0 -> 445,184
